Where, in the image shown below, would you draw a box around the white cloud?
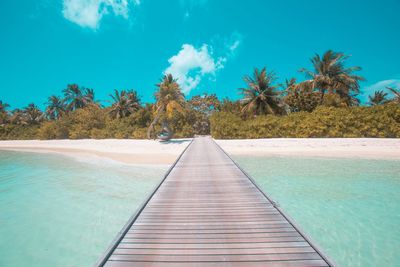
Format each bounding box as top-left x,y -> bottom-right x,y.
62,0 -> 139,29
164,33 -> 242,94
229,39 -> 240,52
361,79 -> 400,102
227,32 -> 242,55
164,44 -> 219,94
216,32 -> 243,68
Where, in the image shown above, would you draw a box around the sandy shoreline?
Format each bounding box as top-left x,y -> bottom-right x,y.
0,139 -> 192,165
0,138 -> 399,164
216,138 -> 400,160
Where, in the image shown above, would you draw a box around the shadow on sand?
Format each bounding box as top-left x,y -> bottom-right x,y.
159,139 -> 192,145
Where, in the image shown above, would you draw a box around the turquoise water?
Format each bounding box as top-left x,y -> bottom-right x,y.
234,155 -> 400,267
0,151 -> 167,267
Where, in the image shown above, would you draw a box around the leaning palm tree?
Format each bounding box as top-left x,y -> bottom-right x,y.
299,50 -> 364,106
387,87 -> 400,103
147,74 -> 185,139
239,67 -> 283,116
109,89 -> 141,119
45,95 -> 65,120
63,84 -> 85,111
368,90 -> 389,106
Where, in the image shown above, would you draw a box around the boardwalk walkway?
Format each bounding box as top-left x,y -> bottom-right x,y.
97,137 -> 334,267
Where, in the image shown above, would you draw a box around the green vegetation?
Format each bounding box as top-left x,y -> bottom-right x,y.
1,50 -> 399,140
147,74 -> 186,139
239,67 -> 285,116
369,90 -> 389,106
210,104 -> 400,138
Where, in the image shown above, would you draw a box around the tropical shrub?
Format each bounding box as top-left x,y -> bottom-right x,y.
0,125 -> 39,140
210,104 -> 400,139
37,121 -> 69,139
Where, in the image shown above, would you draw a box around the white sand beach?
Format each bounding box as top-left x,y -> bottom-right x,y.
0,139 -> 192,165
216,138 -> 400,160
0,138 -> 399,165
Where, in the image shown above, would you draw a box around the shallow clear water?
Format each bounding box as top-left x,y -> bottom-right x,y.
234,155 -> 400,267
0,151 -> 167,267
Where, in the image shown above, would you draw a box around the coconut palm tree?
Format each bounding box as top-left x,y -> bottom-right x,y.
387,87 -> 400,103
239,67 -> 284,116
45,95 -> 65,120
109,89 -> 141,119
147,74 -> 185,139
126,90 -> 141,109
368,90 -> 389,106
0,100 -> 9,113
83,88 -> 96,106
9,109 -> 25,125
299,50 -> 364,106
63,84 -> 85,111
0,100 -> 10,125
22,103 -> 43,125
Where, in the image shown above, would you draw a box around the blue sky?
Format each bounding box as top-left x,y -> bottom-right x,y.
1,0 -> 400,109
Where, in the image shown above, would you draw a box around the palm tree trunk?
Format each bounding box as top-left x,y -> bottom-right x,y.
147,107 -> 163,139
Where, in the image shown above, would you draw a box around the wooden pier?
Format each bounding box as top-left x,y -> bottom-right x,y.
96,136 -> 334,266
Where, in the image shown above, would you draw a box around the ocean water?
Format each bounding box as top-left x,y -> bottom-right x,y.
234,155 -> 400,267
0,151 -> 167,267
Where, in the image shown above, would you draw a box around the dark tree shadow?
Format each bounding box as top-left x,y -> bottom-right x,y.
159,139 -> 192,145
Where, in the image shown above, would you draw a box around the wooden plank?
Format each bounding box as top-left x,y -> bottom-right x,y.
113,246 -> 316,255
127,228 -> 296,235
121,236 -> 304,244
139,211 -> 281,215
140,207 -> 276,212
122,232 -> 301,239
117,241 -> 311,250
105,260 -> 329,267
132,221 -> 291,226
128,225 -> 293,231
95,137 -> 334,267
108,252 -> 322,262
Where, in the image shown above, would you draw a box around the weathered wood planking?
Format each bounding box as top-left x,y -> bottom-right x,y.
96,136 -> 335,267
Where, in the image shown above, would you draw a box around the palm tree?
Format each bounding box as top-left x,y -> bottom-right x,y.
22,103 -> 43,125
239,67 -> 283,116
0,100 -> 10,125
387,87 -> 400,103
109,89 -> 141,119
126,90 -> 141,109
45,95 -> 65,120
63,84 -> 85,111
0,100 -> 9,113
368,90 -> 389,106
83,88 -> 96,106
9,109 -> 25,125
299,50 -> 364,106
147,74 -> 185,139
